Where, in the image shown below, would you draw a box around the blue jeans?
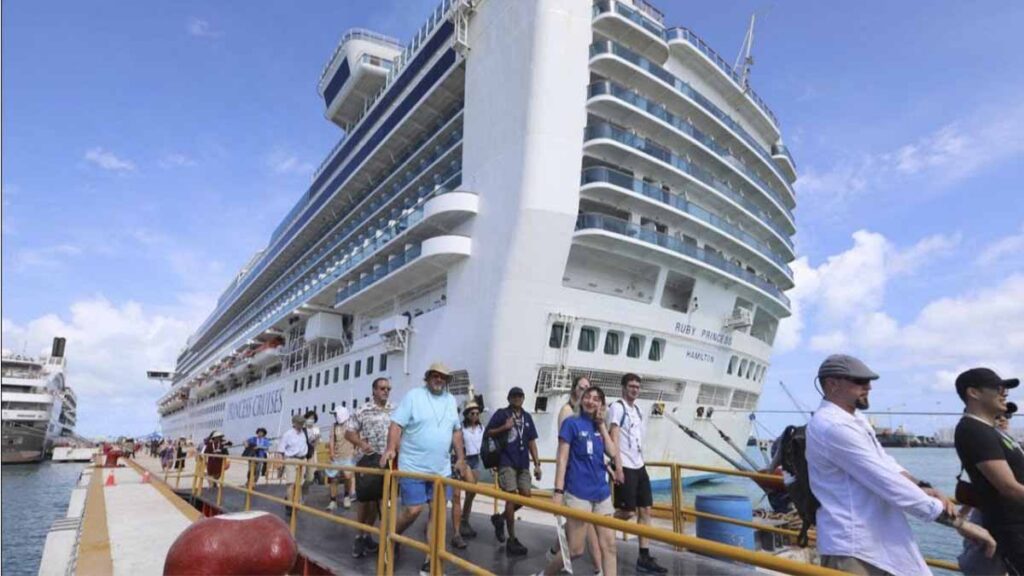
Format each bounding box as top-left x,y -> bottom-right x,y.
399,477 -> 452,506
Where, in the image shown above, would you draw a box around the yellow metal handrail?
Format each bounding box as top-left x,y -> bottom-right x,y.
189,452 -> 960,575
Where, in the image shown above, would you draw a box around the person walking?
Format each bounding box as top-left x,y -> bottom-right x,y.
174,438 -> 187,471
608,373 -> 667,574
346,377 -> 394,558
202,431 -> 231,488
244,427 -> 271,483
485,386 -> 542,556
326,406 -> 356,512
303,410 -> 322,487
539,386 -> 618,576
954,368 -> 1024,573
279,414 -> 311,511
380,363 -> 466,576
455,401 -> 484,542
547,376 -> 604,573
807,354 -> 995,575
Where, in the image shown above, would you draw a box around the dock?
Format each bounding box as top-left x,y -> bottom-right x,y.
45,453 -> 798,575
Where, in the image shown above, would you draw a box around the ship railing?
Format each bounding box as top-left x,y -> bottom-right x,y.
188,452 -> 960,575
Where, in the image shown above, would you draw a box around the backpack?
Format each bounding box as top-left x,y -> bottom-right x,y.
481,410 -> 508,469
778,425 -> 819,547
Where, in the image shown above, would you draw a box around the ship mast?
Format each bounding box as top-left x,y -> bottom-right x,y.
734,13 -> 756,90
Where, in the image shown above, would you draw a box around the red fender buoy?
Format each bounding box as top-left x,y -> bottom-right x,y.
163,511 -> 297,575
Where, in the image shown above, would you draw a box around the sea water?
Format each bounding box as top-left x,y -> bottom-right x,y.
1,461 -> 87,576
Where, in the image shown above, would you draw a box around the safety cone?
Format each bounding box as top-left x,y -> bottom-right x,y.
105,471 -> 116,487
141,471 -> 151,484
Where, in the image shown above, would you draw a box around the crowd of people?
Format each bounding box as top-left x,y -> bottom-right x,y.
177,355 -> 1022,576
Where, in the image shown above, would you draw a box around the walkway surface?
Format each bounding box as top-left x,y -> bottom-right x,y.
129,453 -> 760,575
77,458 -> 200,576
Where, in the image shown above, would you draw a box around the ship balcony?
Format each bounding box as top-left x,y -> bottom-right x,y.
590,40 -> 795,208
1,392 -> 54,405
580,167 -> 793,289
583,120 -> 795,250
574,213 -> 790,316
665,27 -> 780,143
318,29 -> 402,130
334,235 -> 471,313
592,0 -> 668,64
588,81 -> 797,236
1,409 -> 50,421
771,143 -> 798,183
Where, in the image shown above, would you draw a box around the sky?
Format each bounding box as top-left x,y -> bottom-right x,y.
2,1 -> 1023,439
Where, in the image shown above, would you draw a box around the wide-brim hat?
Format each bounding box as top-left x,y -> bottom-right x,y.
462,401 -> 480,415
817,354 -> 879,381
210,430 -> 225,439
425,362 -> 452,378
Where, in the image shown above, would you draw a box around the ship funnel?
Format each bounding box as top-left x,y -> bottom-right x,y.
51,337 -> 67,358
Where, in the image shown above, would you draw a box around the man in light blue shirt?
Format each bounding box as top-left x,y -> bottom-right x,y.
381,362 -> 466,572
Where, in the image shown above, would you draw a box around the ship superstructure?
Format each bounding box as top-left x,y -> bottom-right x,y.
2,337 -> 75,463
158,0 -> 797,483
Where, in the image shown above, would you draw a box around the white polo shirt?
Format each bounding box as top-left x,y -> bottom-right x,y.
806,400 -> 943,575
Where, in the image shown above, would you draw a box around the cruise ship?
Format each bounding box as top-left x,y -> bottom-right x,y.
158,0 -> 797,484
2,337 -> 76,463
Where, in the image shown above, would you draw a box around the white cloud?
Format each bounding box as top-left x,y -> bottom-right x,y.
889,232 -> 962,275
187,17 -> 220,38
266,150 -> 314,176
1,296 -> 210,437
11,244 -> 83,271
159,153 -> 197,168
84,147 -> 136,172
796,100 -> 1024,210
977,223 -> 1024,267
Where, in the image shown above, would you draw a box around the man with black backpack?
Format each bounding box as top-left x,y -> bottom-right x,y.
608,373 -> 667,574
485,386 -> 540,556
806,354 -> 994,575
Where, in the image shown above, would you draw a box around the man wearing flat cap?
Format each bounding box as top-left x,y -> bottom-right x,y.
954,367 -> 1024,572
279,414 -> 312,507
381,362 -> 466,576
807,354 -> 994,575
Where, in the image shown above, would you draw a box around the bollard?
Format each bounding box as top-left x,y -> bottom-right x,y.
163,511 -> 297,575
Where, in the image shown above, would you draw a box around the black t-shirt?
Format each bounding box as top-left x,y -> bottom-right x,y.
955,416 -> 1024,528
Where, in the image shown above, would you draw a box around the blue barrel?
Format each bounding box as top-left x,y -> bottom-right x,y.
694,494 -> 755,550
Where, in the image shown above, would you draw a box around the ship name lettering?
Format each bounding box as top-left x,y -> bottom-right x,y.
685,350 -> 715,364
673,323 -> 732,347
226,388 -> 284,421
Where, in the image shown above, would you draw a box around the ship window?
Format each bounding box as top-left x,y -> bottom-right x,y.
604,331 -> 622,355
294,379 -> 298,393
549,322 -> 568,348
697,384 -> 732,407
344,364 -> 350,380
322,403 -> 326,413
300,377 -> 305,391
747,362 -> 756,379
627,334 -> 644,358
331,402 -> 336,411
333,367 -> 339,383
355,360 -> 362,378
727,356 -> 738,375
380,354 -> 388,371
367,356 -> 374,374
325,369 -> 330,385
578,327 -> 598,352
341,401 -> 346,407
649,338 -> 664,361
353,399 -> 358,409
316,373 -> 321,387
730,391 -> 759,411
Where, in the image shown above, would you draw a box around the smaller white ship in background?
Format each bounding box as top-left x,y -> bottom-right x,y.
1,337 -> 76,463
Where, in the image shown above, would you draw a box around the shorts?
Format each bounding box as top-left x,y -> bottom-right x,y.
466,454 -> 482,472
614,466 -> 653,511
565,493 -> 614,516
399,477 -> 452,507
820,556 -> 893,576
498,467 -> 531,493
325,457 -> 351,480
355,453 -> 385,502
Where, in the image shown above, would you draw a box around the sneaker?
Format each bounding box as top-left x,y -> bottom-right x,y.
459,522 -> 477,539
352,535 -> 366,558
363,536 -> 379,553
342,495 -> 351,509
506,537 -> 528,556
490,513 -> 506,543
326,500 -> 337,512
451,534 -> 467,550
637,554 -> 668,574
419,560 -> 431,576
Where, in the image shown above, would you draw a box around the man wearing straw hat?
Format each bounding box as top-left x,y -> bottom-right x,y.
381,362 -> 466,575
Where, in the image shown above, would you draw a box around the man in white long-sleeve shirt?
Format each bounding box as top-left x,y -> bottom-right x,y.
807,354 -> 995,575
279,414 -> 311,507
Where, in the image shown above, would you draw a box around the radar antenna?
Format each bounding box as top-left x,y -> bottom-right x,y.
734,13 -> 756,90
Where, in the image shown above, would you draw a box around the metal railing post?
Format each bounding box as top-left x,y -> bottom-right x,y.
385,470 -> 400,576
378,466 -> 392,573
216,455 -> 225,508
431,479 -> 444,576
670,464 -> 683,550
245,457 -> 256,512
290,462 -> 304,536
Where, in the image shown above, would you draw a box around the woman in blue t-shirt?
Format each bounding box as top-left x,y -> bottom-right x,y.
541,386 -> 618,576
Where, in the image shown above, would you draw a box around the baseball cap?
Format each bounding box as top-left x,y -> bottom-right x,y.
817,354 -> 879,381
333,406 -> 350,422
956,368 -> 1019,402
507,386 -> 525,399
